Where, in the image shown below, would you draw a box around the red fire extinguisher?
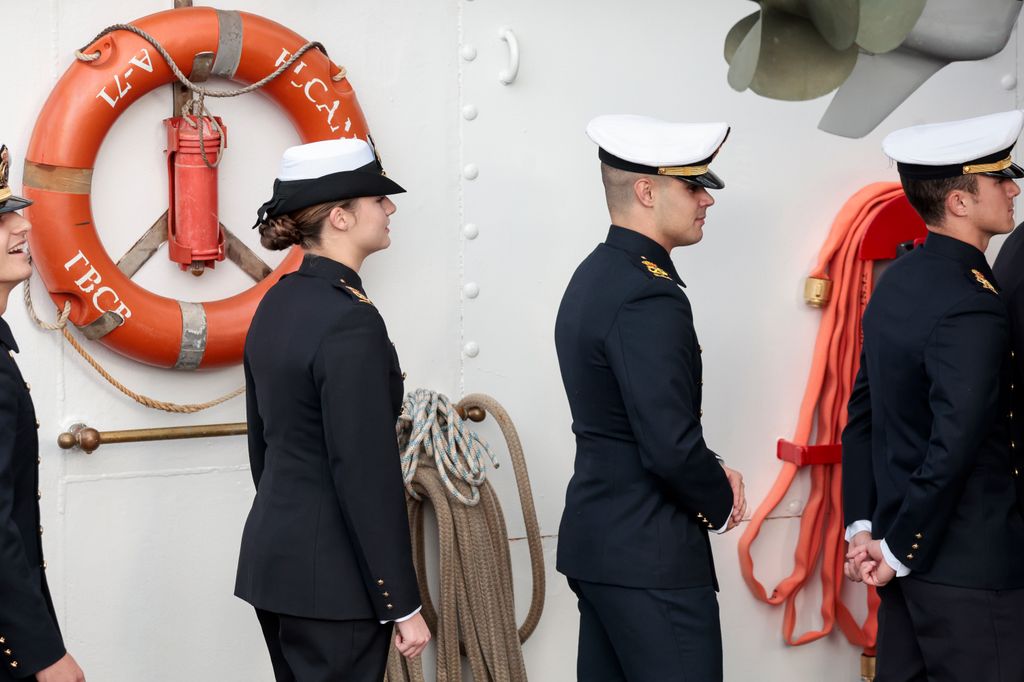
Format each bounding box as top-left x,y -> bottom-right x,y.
164,115 -> 227,275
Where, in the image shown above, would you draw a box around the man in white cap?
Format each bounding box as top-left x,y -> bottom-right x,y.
554,115 -> 746,681
843,110 -> 1024,680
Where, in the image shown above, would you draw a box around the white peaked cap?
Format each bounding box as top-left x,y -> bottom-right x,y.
586,114 -> 730,189
882,110 -> 1024,180
586,115 -> 729,167
277,138 -> 377,181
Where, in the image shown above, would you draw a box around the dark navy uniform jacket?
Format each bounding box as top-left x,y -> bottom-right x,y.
842,232 -> 1024,589
992,222 -> 1024,509
0,318 -> 64,679
554,226 -> 733,590
235,254 -> 420,621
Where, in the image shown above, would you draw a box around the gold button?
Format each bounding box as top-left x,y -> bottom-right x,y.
915,533 -> 923,539
6,350 -> 12,358
699,409 -> 704,417
36,457 -> 40,465
401,372 -> 407,380
377,579 -> 385,586
38,526 -> 43,536
383,592 -> 390,598
24,382 -> 30,391
9,661 -> 17,669
36,490 -> 41,500
3,649 -> 9,656
906,554 -> 914,560
697,512 -> 704,518
35,420 -> 39,429
911,543 -> 919,550
1010,411 -> 1015,420
700,379 -> 704,386
41,561 -> 47,570
699,345 -> 704,354
386,604 -> 394,610
1015,468 -> 1020,476
0,637 -> 5,644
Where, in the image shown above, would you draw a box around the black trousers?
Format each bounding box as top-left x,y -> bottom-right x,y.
568,577 -> 722,682
876,577 -> 1024,682
255,608 -> 393,682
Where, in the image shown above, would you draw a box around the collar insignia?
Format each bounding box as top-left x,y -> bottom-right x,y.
971,269 -> 998,295
340,280 -> 374,305
641,257 -> 672,281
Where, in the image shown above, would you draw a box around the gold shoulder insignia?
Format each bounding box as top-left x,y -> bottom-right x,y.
340,281 -> 374,305
641,257 -> 672,281
971,269 -> 998,295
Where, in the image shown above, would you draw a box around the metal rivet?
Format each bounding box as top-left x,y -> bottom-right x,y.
462,104 -> 479,121
460,45 -> 477,61
463,163 -> 479,180
1002,74 -> 1017,90
462,223 -> 479,240
464,282 -> 480,299
464,341 -> 480,358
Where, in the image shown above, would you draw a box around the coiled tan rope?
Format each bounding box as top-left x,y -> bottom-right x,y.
23,279 -> 243,413
387,392 -> 545,682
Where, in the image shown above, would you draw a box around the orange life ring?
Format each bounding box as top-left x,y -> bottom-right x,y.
23,8 -> 370,369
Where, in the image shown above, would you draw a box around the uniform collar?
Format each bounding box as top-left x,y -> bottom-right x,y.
922,231 -> 994,279
605,225 -> 685,286
0,317 -> 18,353
297,253 -> 364,291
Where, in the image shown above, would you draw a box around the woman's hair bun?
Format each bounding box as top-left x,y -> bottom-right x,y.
259,216 -> 303,250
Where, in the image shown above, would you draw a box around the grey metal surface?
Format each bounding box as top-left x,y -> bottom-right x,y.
213,10 -> 244,78
174,301 -> 208,371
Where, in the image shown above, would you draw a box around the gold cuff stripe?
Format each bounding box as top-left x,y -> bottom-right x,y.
963,156 -> 1013,175
658,164 -> 710,177
0,188 -> 11,202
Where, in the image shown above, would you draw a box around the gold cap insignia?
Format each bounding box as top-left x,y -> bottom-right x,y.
641,257 -> 672,281
0,145 -> 11,203
972,269 -> 998,295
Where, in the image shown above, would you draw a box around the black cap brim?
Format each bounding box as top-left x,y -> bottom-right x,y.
255,165 -> 406,227
983,162 -> 1024,180
0,195 -> 32,215
677,169 -> 725,190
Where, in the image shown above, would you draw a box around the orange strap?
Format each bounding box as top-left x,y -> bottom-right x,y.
737,182 -> 903,651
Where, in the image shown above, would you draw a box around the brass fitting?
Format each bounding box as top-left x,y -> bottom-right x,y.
860,654 -> 876,681
804,276 -> 833,308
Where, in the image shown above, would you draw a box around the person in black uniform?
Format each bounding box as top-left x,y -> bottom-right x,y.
0,145 -> 85,682
842,110 -> 1024,681
236,137 -> 430,681
554,115 -> 747,682
993,225 -> 1024,510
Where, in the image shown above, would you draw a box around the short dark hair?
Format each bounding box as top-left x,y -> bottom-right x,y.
900,174 -> 978,226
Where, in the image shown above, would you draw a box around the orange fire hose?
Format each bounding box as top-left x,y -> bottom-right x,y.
738,182 -> 906,662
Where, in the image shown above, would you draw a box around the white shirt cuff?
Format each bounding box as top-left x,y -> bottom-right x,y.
880,539 -> 911,577
381,605 -> 421,625
845,520 -> 872,542
711,506 -> 733,534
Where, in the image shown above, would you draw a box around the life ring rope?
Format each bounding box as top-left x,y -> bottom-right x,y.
22,279 -> 245,414
25,8 -> 370,369
74,22 -> 347,90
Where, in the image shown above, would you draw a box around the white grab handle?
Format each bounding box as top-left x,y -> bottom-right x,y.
498,27 -> 519,85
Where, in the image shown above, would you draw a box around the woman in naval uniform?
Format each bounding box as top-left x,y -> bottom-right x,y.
235,137 -> 430,681
0,145 -> 85,682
